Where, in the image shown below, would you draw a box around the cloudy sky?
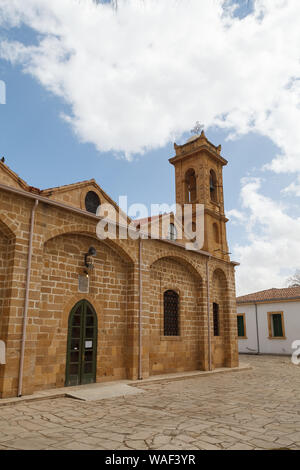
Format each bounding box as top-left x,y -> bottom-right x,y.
1,0 -> 300,295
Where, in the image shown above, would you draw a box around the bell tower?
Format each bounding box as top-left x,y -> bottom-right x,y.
169,131 -> 230,260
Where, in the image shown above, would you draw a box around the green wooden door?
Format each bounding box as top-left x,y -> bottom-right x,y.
65,300 -> 98,386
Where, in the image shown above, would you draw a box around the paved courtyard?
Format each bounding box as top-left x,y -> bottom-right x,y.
0,355 -> 299,450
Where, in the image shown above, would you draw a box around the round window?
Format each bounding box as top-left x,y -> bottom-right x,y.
85,191 -> 100,214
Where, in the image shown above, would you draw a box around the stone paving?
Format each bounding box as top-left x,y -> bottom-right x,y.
0,355 -> 299,450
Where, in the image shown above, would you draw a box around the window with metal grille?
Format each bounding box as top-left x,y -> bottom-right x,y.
164,290 -> 179,336
213,302 -> 219,336
271,313 -> 284,337
237,315 -> 245,337
85,191 -> 100,214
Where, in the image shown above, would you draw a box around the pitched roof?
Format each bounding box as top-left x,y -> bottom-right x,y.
133,213 -> 172,228
237,286 -> 300,304
40,179 -> 96,195
0,160 -> 29,191
0,162 -> 132,223
42,179 -> 132,225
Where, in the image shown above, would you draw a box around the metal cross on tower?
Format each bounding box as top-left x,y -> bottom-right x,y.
190,121 -> 204,135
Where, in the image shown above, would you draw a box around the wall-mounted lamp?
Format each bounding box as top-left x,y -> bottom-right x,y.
84,246 -> 97,271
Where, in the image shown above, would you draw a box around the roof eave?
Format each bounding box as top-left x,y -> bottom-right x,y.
237,295 -> 300,304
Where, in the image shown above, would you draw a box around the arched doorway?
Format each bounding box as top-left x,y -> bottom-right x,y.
65,300 -> 98,386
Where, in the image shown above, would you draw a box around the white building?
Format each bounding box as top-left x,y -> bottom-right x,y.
236,287 -> 300,356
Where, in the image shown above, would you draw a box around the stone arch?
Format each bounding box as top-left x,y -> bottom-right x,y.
33,293 -> 105,390
211,267 -> 230,367
44,224 -> 97,244
149,254 -> 205,374
44,225 -> 134,265
0,218 -> 17,338
212,267 -> 228,290
149,251 -> 202,282
0,216 -> 17,240
150,254 -> 204,314
36,232 -> 131,389
100,239 -> 135,265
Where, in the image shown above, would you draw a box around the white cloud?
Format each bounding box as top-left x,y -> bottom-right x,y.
0,0 -> 300,163
282,176 -> 300,197
2,0 -> 300,295
231,177 -> 300,295
227,208 -> 246,224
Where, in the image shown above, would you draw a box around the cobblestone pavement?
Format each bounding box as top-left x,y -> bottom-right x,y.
0,355 -> 299,450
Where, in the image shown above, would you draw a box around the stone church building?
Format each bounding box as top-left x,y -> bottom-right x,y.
0,131 -> 239,398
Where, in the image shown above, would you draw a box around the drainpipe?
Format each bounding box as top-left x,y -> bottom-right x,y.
206,256 -> 212,371
255,302 -> 260,355
18,199 -> 39,397
138,238 -> 143,380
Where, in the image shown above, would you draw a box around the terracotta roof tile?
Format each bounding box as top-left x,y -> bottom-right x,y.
237,286 -> 300,303
41,179 -> 95,193
133,213 -> 172,226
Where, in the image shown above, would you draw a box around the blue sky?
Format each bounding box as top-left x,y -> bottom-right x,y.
1,0 -> 300,294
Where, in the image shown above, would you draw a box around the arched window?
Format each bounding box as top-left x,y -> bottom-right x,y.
209,170 -> 218,203
164,290 -> 179,336
85,191 -> 100,214
187,221 -> 196,242
213,302 -> 220,336
185,169 -> 197,203
167,223 -> 177,241
213,223 -> 219,243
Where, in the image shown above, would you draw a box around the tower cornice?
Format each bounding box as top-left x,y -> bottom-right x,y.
169,131 -> 228,166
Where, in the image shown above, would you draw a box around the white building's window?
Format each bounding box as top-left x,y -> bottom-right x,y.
268,312 -> 285,338
237,314 -> 246,338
